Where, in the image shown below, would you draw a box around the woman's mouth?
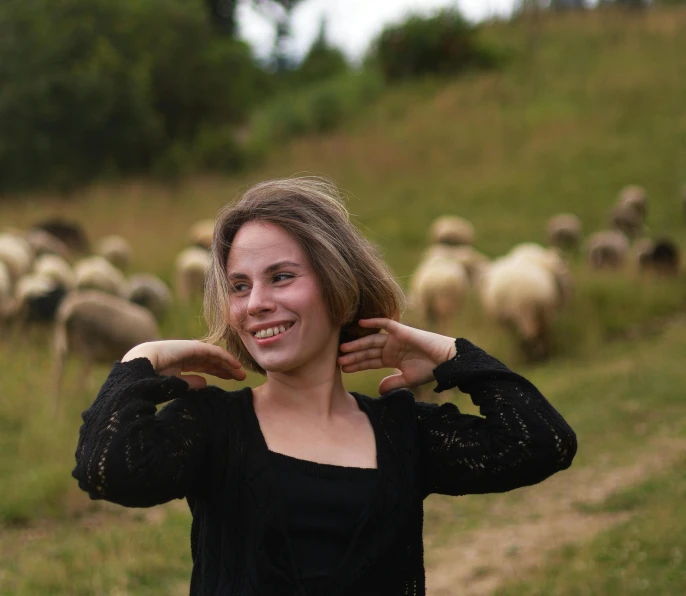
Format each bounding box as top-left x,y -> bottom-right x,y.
252,322 -> 294,341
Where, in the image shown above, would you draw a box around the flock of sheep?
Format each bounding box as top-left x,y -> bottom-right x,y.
0,218 -> 215,397
408,184 -> 683,361
0,183 -> 682,397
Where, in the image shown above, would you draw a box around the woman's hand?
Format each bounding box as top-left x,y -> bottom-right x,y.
337,318 -> 457,394
122,340 -> 246,390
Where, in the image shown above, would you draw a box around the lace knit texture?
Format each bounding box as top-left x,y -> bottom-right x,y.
72,338 -> 577,595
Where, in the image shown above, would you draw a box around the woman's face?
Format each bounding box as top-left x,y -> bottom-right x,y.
226,221 -> 340,375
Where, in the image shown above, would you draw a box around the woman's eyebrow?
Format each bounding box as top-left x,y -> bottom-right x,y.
264,261 -> 301,274
228,261 -> 301,280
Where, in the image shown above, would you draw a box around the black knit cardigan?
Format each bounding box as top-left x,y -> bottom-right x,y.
72,338 -> 577,596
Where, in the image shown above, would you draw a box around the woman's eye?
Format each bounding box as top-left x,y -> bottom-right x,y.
273,273 -> 294,283
230,282 -> 249,293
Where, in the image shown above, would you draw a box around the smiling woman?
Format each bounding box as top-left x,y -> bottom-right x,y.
71,176 -> 577,595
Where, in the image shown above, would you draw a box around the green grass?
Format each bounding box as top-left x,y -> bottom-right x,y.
496,457 -> 686,596
1,6 -> 686,594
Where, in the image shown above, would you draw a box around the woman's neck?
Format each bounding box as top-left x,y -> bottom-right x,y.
254,364 -> 353,419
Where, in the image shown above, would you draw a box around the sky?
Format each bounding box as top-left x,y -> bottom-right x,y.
236,0 -> 518,64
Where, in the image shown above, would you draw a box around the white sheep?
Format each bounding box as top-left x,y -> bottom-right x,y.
477,256 -> 562,361
125,273 -> 173,322
189,219 -> 215,251
609,202 -> 644,240
33,254 -> 76,290
0,233 -> 33,284
546,213 -> 583,251
74,256 -> 127,297
96,234 -> 133,271
506,242 -> 574,306
53,290 -> 161,398
175,247 -> 211,303
585,230 -> 630,270
429,215 -> 475,246
618,184 -> 648,220
421,244 -> 490,282
12,273 -> 67,323
409,256 -> 470,331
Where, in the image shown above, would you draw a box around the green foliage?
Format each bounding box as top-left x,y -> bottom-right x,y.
369,9 -> 502,82
246,68 -> 384,153
0,0 -> 266,192
292,18 -> 349,86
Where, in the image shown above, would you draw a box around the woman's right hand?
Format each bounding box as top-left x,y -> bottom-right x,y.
122,340 -> 246,389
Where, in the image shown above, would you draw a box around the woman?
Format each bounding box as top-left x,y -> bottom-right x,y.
73,177 -> 577,595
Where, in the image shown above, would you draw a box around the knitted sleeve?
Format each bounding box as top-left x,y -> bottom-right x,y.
72,357 -> 213,507
415,338 -> 577,497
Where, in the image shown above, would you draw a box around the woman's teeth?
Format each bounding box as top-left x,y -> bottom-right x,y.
254,324 -> 289,339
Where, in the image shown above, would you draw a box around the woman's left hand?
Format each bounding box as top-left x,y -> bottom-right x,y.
337,318 -> 457,394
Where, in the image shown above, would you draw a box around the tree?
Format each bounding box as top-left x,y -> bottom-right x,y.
295,18 -> 348,85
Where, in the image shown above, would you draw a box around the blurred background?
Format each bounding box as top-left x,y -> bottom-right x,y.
1,0 -> 685,594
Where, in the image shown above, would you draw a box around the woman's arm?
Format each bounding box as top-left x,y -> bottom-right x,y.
416,338 -> 577,497
338,320 -> 577,497
72,340 -> 245,507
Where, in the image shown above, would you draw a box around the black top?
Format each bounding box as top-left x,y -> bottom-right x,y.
268,451 -> 378,584
72,338 -> 578,595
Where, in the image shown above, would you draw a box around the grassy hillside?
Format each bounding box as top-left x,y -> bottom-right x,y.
2,6 -> 686,595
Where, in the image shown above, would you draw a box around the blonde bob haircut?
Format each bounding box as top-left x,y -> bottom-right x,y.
203,176 -> 405,375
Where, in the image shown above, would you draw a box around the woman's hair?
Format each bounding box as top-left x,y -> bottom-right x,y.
203,176 -> 405,374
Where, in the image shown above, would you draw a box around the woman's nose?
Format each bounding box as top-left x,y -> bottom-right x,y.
247,282 -> 276,315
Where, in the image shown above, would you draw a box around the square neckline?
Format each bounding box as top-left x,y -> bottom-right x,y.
244,388 -> 380,472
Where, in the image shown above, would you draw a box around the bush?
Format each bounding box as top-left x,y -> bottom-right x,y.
369,9 -> 501,82
0,0 -> 267,192
246,69 -> 384,153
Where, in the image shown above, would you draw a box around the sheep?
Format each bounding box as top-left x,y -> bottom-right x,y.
618,184 -> 648,220
125,273 -> 173,322
53,290 -> 161,398
0,233 -> 33,284
635,238 -> 680,278
25,229 -> 73,261
421,244 -> 490,282
585,230 -> 630,270
175,247 -> 211,303
0,261 -> 13,321
632,237 -> 655,271
189,219 -> 215,251
507,242 -> 574,306
409,255 -> 470,331
12,273 -> 68,323
546,213 -> 583,251
609,202 -> 644,240
31,218 -> 90,254
74,256 -> 127,297
429,215 -> 475,247
33,254 -> 76,290
96,234 -> 133,271
477,256 -> 562,362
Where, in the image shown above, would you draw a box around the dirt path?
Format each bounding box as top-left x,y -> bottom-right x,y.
424,437 -> 686,595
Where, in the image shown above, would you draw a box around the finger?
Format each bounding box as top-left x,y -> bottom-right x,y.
339,357 -> 385,373
180,353 -> 243,374
178,375 -> 208,390
337,347 -> 382,366
184,341 -> 243,369
378,372 -> 408,394
358,318 -> 397,330
339,333 -> 387,352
